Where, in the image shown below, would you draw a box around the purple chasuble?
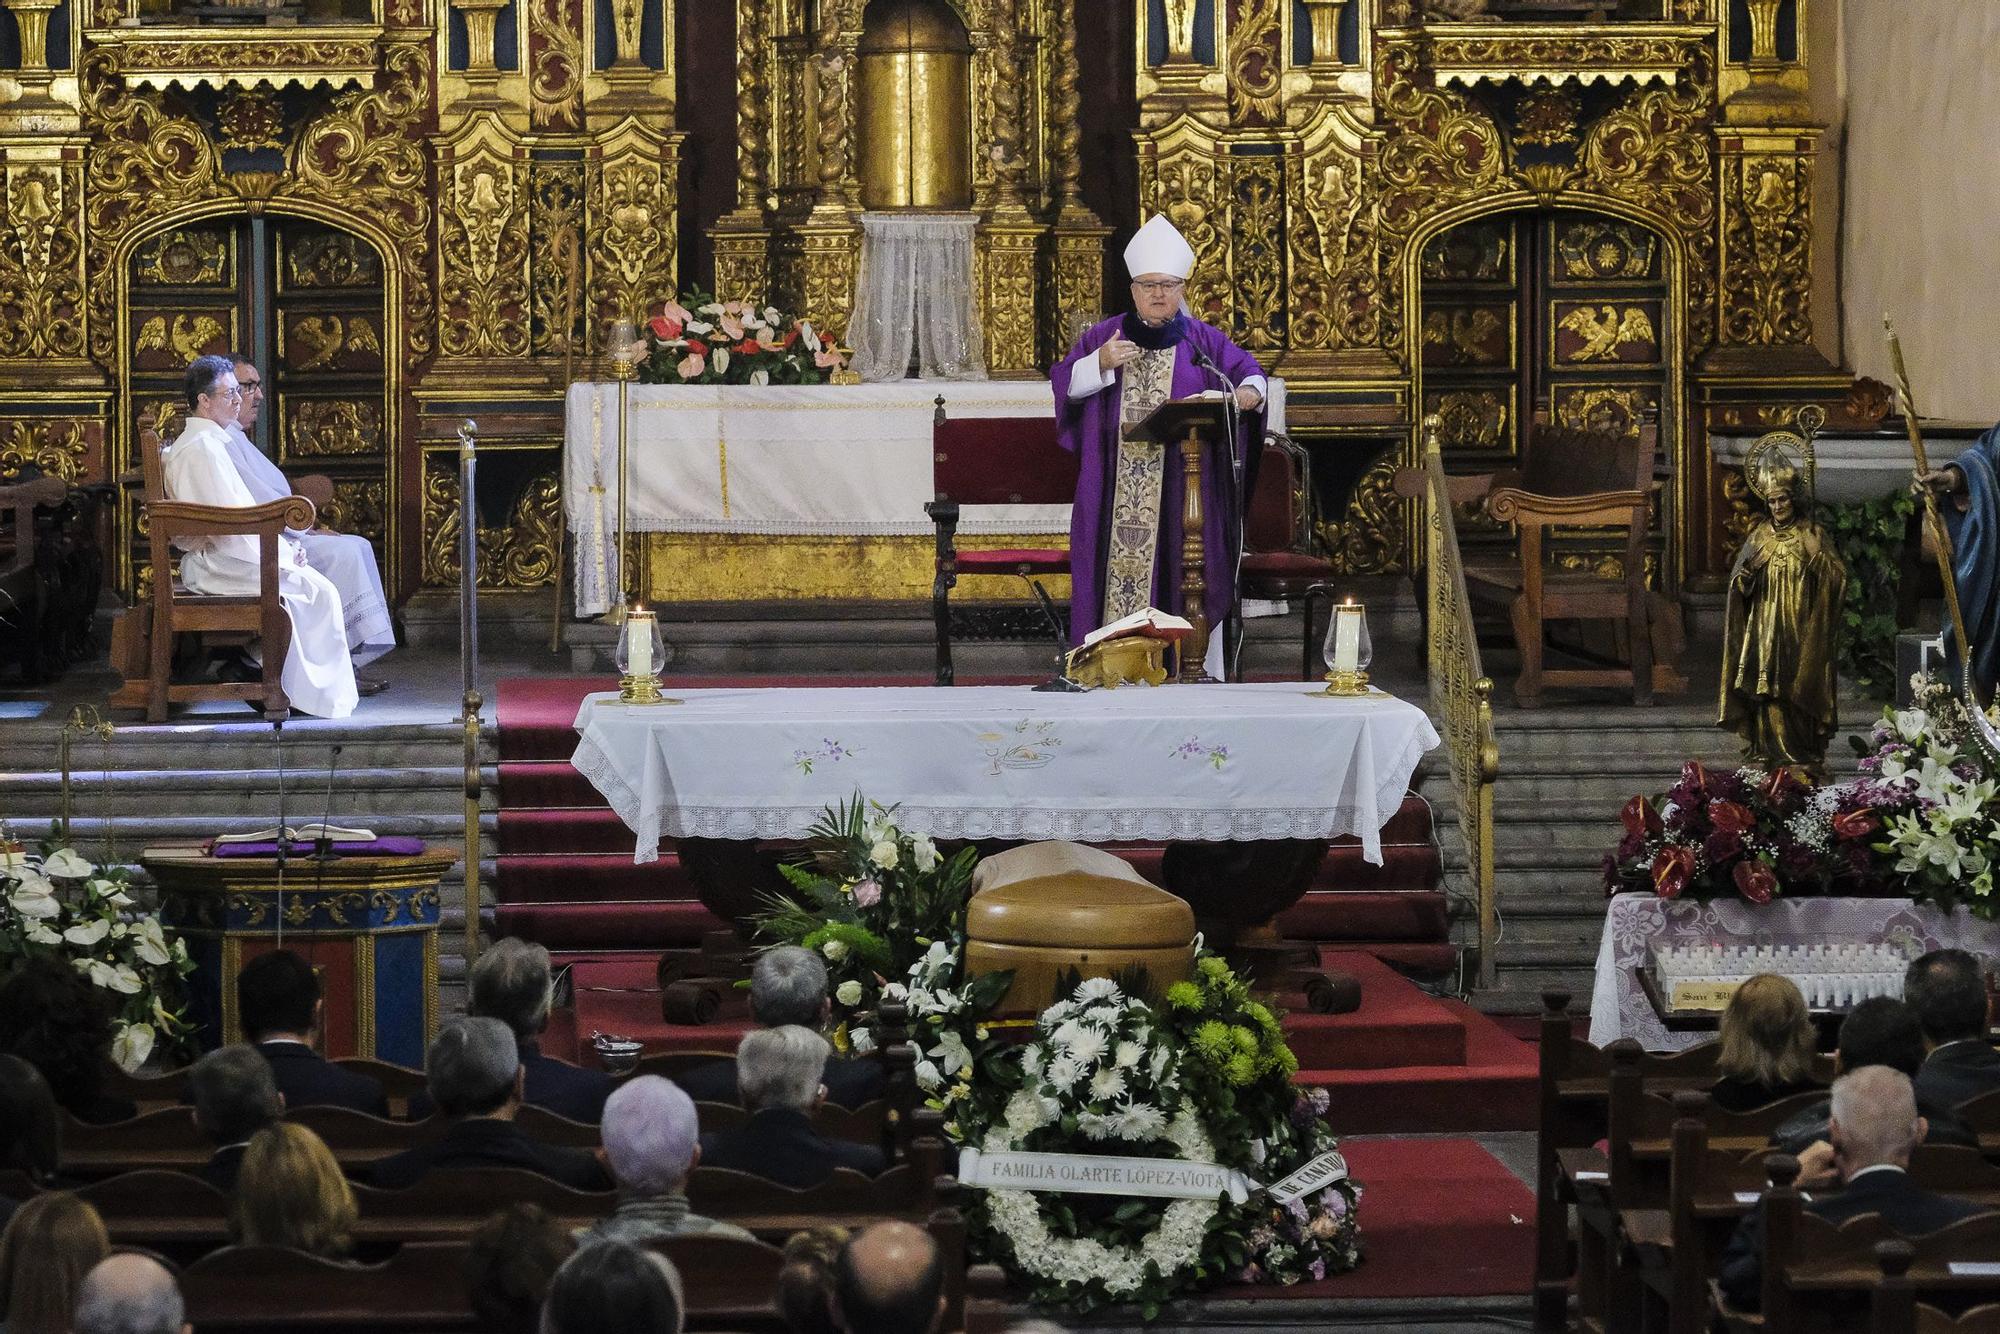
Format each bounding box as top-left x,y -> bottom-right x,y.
1051,314 -> 1265,645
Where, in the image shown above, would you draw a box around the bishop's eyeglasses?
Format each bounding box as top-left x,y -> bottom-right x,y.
1132,279 -> 1186,296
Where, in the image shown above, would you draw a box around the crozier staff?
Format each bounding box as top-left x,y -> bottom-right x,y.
1052,216 -> 1266,679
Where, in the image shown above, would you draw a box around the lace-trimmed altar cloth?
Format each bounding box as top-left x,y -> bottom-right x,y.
1590,892 -> 2000,1051
561,380 -> 1059,616
571,683 -> 1439,865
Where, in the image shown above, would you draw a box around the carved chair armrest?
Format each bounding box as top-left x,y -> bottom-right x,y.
148,495 -> 316,539
1486,487 -> 1648,529
289,473 -> 335,523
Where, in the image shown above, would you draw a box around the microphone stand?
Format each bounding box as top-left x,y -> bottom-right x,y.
1191,346 -> 1249,681
1028,581 -> 1089,693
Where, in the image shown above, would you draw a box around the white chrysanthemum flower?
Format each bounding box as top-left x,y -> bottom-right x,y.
913,1058 -> 943,1090
63,918 -> 110,947
1045,1055 -> 1083,1089
834,979 -> 863,1006
1113,1039 -> 1144,1069
1089,1066 -> 1127,1102
1076,977 -> 1121,1003
1077,1110 -> 1119,1140
849,1026 -> 876,1055
41,849 -> 96,879
1150,1044 -> 1172,1081
1004,1090 -> 1047,1135
1117,1101 -> 1167,1140
1020,1045 -> 1044,1078
111,1022 -> 154,1073
1064,1027 -> 1108,1067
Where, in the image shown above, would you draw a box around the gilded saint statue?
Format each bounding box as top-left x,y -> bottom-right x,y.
1720,408 -> 1847,776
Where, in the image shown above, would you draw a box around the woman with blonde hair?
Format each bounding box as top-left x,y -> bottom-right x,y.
0,1191 -> 110,1334
229,1122 -> 358,1259
1712,972 -> 1823,1112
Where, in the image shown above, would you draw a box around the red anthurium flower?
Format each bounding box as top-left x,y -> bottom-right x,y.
1709,800 -> 1757,834
1734,860 -> 1777,905
1832,808 -> 1881,841
1651,845 -> 1695,900
1680,761 -> 1710,794
1761,768 -> 1806,806
685,339 -> 709,356
1621,795 -> 1664,838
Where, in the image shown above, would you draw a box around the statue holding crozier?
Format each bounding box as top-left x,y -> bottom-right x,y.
1719,408 -> 1847,777
1909,401 -> 2000,698
1052,216 -> 1267,681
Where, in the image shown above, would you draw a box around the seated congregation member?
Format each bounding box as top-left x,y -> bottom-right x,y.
371,1016 -> 609,1192
464,1203 -> 575,1334
221,355 -> 395,692
677,946 -> 885,1111
776,1226 -> 851,1334
1906,948 -> 2000,1109
71,1254 -> 187,1334
834,1220 -> 946,1334
0,1192 -> 110,1334
1773,996 -> 1975,1186
582,1075 -> 751,1247
0,957 -> 136,1125
162,355 -> 357,719
1719,1066 -> 1991,1312
700,1026 -> 886,1189
411,938 -> 612,1124
542,1239 -> 684,1334
1710,972 -> 1822,1112
0,1054 -> 62,1222
229,1123 -> 357,1259
237,949 -> 389,1117
187,1043 -> 282,1192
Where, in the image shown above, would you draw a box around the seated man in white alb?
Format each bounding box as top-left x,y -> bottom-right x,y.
220,354 -> 395,694
162,355 -> 359,719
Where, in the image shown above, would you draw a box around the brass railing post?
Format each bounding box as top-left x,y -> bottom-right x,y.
457,420 -> 482,971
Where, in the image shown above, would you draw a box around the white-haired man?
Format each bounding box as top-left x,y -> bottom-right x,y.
74,1254 -> 189,1334
581,1075 -> 751,1247
1052,214 -> 1268,680
699,1026 -> 886,1189
677,945 -> 885,1110
1719,1065 -> 1990,1311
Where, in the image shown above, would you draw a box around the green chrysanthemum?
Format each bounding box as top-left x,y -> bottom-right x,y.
1192,1020 -> 1234,1061
1165,981 -> 1204,1011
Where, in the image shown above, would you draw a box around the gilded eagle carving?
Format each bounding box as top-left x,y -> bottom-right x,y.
1556,304 -> 1655,362
135,314 -> 228,363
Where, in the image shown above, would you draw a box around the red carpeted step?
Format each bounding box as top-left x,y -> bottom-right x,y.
1280,889 -> 1450,942
499,761 -> 609,809
1354,942 -> 1460,974
493,900 -> 728,949
494,853 -> 694,901
500,807 -> 646,855
1305,843 -> 1444,895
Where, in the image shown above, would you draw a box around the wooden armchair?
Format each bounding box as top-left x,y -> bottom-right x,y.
107,423 -> 314,722
0,475 -> 68,679
1397,408 -> 1684,707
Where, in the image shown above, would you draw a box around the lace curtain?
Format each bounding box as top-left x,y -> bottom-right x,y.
848,212 -> 987,382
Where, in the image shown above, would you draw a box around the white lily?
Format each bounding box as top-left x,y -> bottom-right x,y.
909,834 -> 940,873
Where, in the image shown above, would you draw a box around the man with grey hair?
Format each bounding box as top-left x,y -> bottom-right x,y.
580,1075 -> 751,1247
698,1025 -> 885,1188
412,938 -> 614,1123
678,946 -> 885,1109
74,1253 -> 189,1334
372,1016 -> 608,1191
187,1043 -> 282,1191
1719,1065 -> 1990,1310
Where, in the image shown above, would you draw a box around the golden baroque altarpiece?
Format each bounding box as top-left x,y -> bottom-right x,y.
0,0 -> 1834,600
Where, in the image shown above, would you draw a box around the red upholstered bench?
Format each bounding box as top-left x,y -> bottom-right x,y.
926,401 -> 1078,686
1237,435 -> 1338,679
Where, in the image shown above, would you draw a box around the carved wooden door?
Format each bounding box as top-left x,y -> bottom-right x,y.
1419,208 -> 1672,582
121,217 -> 390,598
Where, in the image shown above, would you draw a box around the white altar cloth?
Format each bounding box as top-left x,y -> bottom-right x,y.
1589,892 -> 2000,1051
571,683 -> 1439,865
563,380 -> 1063,615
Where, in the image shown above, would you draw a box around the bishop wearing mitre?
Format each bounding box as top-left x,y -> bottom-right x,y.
162,355 -> 360,719
1053,215 -> 1267,679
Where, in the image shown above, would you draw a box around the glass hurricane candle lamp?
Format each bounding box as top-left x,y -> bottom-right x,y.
1316,598 -> 1372,696
615,605 -> 678,705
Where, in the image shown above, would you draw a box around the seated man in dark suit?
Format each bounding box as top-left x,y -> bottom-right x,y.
1907,948 -> 2000,1111
371,1016 -> 610,1192
237,950 -> 389,1117
698,1026 -> 886,1189
676,946 -> 885,1110
410,938 -> 612,1124
1773,996 -> 1976,1186
187,1044 -> 281,1192
835,1220 -> 946,1334
1720,1065 -> 1991,1311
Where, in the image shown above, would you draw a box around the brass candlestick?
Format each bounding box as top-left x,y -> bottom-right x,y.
600,319 -> 645,626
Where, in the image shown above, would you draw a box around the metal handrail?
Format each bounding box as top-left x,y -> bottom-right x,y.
1420,420 -> 1501,989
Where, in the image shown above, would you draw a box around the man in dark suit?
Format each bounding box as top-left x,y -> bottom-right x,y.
187,1044 -> 281,1192
676,946 -> 885,1110
410,937 -> 612,1124
1906,948 -> 2000,1110
237,950 -> 390,1117
699,1025 -> 886,1189
1720,1065 -> 1991,1311
371,1016 -> 610,1192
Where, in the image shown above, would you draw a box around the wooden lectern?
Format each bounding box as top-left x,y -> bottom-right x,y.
1124,397 -> 1237,682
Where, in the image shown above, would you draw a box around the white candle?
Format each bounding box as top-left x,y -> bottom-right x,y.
626,609 -> 653,679
1332,602 -> 1362,675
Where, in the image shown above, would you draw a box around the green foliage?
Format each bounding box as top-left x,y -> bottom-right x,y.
1817,489 -> 1915,699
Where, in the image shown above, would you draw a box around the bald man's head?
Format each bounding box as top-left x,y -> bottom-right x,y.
74,1253 -> 188,1334
835,1220 -> 944,1334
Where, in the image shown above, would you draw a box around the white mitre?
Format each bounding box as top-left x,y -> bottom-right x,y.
1124,215 -> 1195,281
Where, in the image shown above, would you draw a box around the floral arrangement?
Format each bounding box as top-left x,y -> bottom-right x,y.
0,836 -> 196,1071
758,797 -> 1363,1317
1603,676 -> 2000,917
637,288 -> 845,385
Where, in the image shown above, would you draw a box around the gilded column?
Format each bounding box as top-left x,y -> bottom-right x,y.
783,14 -> 861,344
1041,0 -> 1108,362
1704,126 -> 1833,376
710,0 -> 773,303
978,0 -> 1043,375
432,114 -> 534,372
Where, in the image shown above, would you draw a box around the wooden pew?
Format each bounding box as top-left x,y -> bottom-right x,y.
61,1106 -> 449,1176
1873,1240 -> 2000,1334
102,1056 -> 429,1118
182,1241 -> 478,1331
